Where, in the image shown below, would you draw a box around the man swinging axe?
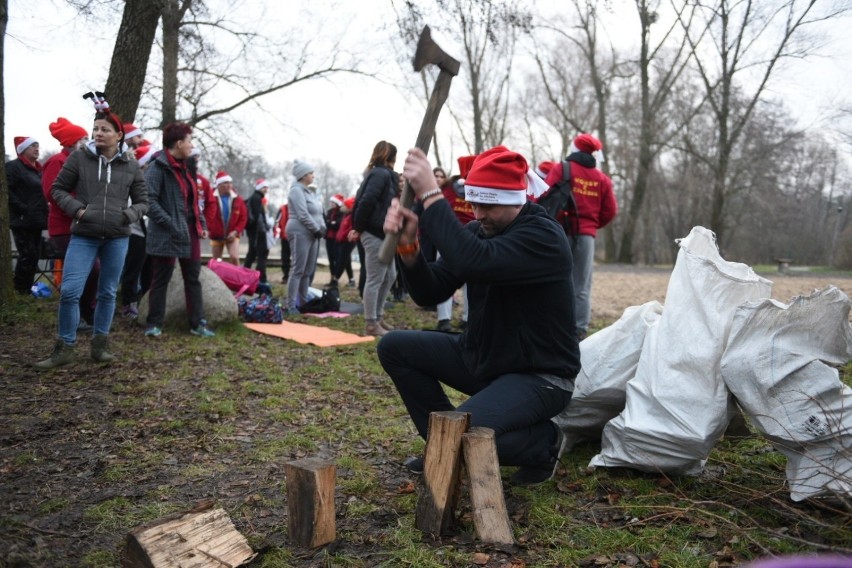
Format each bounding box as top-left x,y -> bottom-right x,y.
376,31 -> 582,486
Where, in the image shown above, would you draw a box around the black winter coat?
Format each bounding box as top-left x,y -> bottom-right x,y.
353,166 -> 398,239
6,158 -> 47,230
145,151 -> 206,258
401,200 -> 581,381
51,144 -> 148,239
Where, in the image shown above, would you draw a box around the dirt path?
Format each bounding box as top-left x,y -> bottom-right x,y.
590,264 -> 852,325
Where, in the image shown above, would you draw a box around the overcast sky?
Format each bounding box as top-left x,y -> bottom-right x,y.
5,0 -> 852,192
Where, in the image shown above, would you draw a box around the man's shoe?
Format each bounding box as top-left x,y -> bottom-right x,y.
404,456 -> 424,474
437,319 -> 452,332
90,334 -> 116,363
34,341 -> 75,370
190,322 -> 216,337
365,320 -> 387,337
77,320 -> 93,332
144,326 -> 162,337
510,426 -> 566,486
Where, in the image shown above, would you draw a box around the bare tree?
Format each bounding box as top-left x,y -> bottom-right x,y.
531,0 -> 627,261
675,0 -> 850,248
103,0 -> 167,121
393,0 -> 532,156
0,0 -> 11,305
615,0 -> 695,263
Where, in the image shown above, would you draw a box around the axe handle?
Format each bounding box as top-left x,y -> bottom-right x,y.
378,71 -> 455,264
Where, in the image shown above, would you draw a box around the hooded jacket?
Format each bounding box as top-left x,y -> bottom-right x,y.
50,141 -> 148,239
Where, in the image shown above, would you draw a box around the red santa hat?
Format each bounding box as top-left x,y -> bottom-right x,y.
123,123 -> 143,140
534,160 -> 556,179
255,178 -> 269,191
329,193 -> 344,207
134,142 -> 156,167
14,136 -> 38,155
49,118 -> 88,148
215,170 -> 233,187
343,197 -> 356,209
573,133 -> 602,153
463,146 -> 528,206
457,155 -> 477,179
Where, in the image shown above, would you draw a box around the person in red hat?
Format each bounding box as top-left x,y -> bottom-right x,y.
205,170 -> 248,265
324,193 -> 346,286
331,196 -> 356,286
378,145 -> 580,486
7,135 -> 46,295
122,123 -> 144,150
543,132 -> 617,340
433,155 -> 476,331
244,177 -> 272,285
41,117 -> 99,325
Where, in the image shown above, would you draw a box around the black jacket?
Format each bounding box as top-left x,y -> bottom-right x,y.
401,200 -> 581,381
6,158 -> 46,230
353,166 -> 398,238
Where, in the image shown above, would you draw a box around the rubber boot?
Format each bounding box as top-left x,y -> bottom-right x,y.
34,341 -> 75,370
91,335 -> 116,363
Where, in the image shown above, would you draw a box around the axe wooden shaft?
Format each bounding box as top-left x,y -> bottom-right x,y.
378,71 -> 455,263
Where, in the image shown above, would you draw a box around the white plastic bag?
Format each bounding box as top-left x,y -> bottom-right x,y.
721,286 -> 852,501
590,227 -> 772,474
554,301 -> 663,451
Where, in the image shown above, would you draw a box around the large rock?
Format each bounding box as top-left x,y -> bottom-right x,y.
138,266 -> 239,330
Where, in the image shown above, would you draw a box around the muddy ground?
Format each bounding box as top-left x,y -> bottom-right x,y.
1,264 -> 850,567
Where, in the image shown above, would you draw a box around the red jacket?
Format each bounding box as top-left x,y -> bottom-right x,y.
442,185 -> 475,225
276,204 -> 289,239
42,148 -> 74,236
336,212 -> 353,242
204,190 -> 248,239
543,159 -> 617,238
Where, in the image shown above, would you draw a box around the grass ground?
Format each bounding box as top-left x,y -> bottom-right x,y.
0,265 -> 850,567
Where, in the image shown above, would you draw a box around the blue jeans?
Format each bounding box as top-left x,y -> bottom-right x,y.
58,235 -> 129,344
377,330 -> 572,467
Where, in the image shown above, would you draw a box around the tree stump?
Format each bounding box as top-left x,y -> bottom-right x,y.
123,500 -> 255,567
463,427 -> 515,545
284,457 -> 336,548
415,411 -> 470,534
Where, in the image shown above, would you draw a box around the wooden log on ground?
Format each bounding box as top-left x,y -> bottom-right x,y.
284,457 -> 336,548
123,500 -> 255,567
463,427 -> 515,545
415,411 -> 470,534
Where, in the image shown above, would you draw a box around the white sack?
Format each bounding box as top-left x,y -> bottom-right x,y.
590,226 -> 772,474
554,301 -> 663,451
721,286 -> 852,501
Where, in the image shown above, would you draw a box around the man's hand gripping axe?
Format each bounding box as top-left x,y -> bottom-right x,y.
378,26 -> 460,263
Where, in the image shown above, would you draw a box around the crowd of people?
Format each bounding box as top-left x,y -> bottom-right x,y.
9,97 -> 616,488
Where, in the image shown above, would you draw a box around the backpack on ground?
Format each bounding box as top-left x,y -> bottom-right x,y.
239,294 -> 284,323
536,159 -> 579,236
299,285 -> 341,314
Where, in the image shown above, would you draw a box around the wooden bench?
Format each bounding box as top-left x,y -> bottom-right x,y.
776,258 -> 792,273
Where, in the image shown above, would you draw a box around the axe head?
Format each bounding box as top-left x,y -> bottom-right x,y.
413,25 -> 460,76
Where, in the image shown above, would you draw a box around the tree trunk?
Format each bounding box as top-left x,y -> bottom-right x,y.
104,0 -> 165,122
0,0 -> 13,306
161,0 -> 185,126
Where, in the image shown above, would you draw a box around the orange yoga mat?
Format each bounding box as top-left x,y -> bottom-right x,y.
244,321 -> 376,347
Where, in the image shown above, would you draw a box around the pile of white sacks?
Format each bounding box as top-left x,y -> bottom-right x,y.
555,226 -> 852,502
